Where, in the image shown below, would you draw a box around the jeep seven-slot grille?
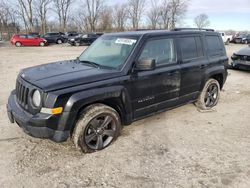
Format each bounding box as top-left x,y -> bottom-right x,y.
16,80 -> 29,109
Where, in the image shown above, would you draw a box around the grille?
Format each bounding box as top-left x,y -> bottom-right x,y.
238,55 -> 250,61
16,80 -> 29,110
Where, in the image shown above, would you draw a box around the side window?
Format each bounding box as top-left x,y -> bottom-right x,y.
139,38 -> 176,65
206,35 -> 224,56
179,36 -> 200,60
27,35 -> 34,39
19,35 -> 26,38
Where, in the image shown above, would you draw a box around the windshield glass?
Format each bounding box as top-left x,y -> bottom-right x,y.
79,35 -> 138,69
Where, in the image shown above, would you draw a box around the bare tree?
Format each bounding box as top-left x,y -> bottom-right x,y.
128,0 -> 147,30
53,0 -> 73,32
159,0 -> 171,29
34,0 -> 51,34
17,0 -> 35,31
82,0 -> 103,32
147,0 -> 160,29
0,1 -> 20,38
168,0 -> 188,29
98,6 -> 113,32
194,13 -> 210,29
112,3 -> 128,31
71,11 -> 89,32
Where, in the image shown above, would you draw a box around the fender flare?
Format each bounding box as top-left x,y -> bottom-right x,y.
57,86 -> 132,131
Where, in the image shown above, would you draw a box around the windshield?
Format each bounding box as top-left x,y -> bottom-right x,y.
79,35 -> 138,69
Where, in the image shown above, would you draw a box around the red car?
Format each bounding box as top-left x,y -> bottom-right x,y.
10,34 -> 48,47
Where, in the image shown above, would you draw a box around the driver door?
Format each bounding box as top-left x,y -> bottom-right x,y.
130,37 -> 181,120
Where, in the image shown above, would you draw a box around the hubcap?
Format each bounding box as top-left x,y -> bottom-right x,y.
84,114 -> 116,150
204,83 -> 218,107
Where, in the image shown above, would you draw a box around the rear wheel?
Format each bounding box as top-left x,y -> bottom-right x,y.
195,79 -> 220,110
57,39 -> 62,44
72,104 -> 122,153
15,42 -> 22,47
225,39 -> 230,45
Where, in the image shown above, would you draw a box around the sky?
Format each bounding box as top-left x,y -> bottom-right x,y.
107,0 -> 250,31
184,0 -> 250,30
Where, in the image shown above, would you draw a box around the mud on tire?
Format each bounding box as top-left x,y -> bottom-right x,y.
195,78 -> 220,110
72,104 -> 122,153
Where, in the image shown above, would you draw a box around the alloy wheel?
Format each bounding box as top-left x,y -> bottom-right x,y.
84,114 -> 117,150
204,83 -> 219,107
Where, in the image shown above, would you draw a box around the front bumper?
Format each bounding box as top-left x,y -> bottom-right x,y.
231,61 -> 250,71
7,90 -> 69,142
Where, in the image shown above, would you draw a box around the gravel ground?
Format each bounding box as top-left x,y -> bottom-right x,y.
0,43 -> 250,188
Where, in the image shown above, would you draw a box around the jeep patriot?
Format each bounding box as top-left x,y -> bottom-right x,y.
7,29 -> 228,153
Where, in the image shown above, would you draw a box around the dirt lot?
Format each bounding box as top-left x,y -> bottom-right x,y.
0,43 -> 250,188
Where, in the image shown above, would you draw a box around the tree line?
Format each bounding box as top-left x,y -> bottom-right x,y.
0,0 -> 190,37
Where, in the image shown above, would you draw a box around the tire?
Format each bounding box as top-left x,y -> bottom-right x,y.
15,42 -> 22,47
195,79 -> 220,110
72,104 -> 122,153
39,42 -> 45,46
57,39 -> 62,44
225,39 -> 230,45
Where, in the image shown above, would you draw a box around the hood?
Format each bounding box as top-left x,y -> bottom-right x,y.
20,60 -> 121,91
235,46 -> 250,56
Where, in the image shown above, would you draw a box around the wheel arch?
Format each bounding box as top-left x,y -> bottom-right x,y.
201,66 -> 227,91
58,86 -> 133,134
211,73 -> 224,89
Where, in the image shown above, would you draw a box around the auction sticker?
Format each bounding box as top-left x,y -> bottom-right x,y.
115,38 -> 137,45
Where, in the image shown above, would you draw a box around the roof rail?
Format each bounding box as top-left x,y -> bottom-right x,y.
172,28 -> 215,32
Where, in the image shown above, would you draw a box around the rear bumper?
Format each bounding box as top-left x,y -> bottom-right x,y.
7,90 -> 69,142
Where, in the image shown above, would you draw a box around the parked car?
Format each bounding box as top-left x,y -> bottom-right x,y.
42,32 -> 66,44
10,34 -> 48,47
28,32 -> 40,38
242,35 -> 250,44
68,33 -> 103,46
219,32 -> 233,45
7,29 -> 228,153
231,45 -> 250,70
232,34 -> 248,44
64,32 -> 82,42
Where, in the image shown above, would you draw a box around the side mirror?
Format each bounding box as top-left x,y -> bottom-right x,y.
135,59 -> 156,71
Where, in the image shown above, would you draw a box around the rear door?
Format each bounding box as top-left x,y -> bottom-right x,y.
19,35 -> 28,45
178,35 -> 206,101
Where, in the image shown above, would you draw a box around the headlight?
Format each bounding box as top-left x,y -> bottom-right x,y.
231,54 -> 238,60
32,90 -> 41,107
70,38 -> 75,41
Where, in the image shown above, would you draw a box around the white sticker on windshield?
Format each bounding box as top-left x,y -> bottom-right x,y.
115,38 -> 137,45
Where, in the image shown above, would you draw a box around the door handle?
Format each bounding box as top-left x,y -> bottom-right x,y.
200,64 -> 207,69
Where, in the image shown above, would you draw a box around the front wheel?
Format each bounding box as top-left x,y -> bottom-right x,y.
72,104 -> 122,153
195,79 -> 220,110
39,42 -> 45,46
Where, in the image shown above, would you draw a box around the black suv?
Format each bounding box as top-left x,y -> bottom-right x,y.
68,33 -> 103,46
42,32 -> 66,44
7,29 -> 228,153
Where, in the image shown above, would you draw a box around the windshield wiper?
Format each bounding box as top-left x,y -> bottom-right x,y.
76,58 -> 101,68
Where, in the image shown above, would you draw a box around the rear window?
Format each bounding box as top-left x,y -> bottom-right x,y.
179,36 -> 203,60
206,35 -> 224,56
